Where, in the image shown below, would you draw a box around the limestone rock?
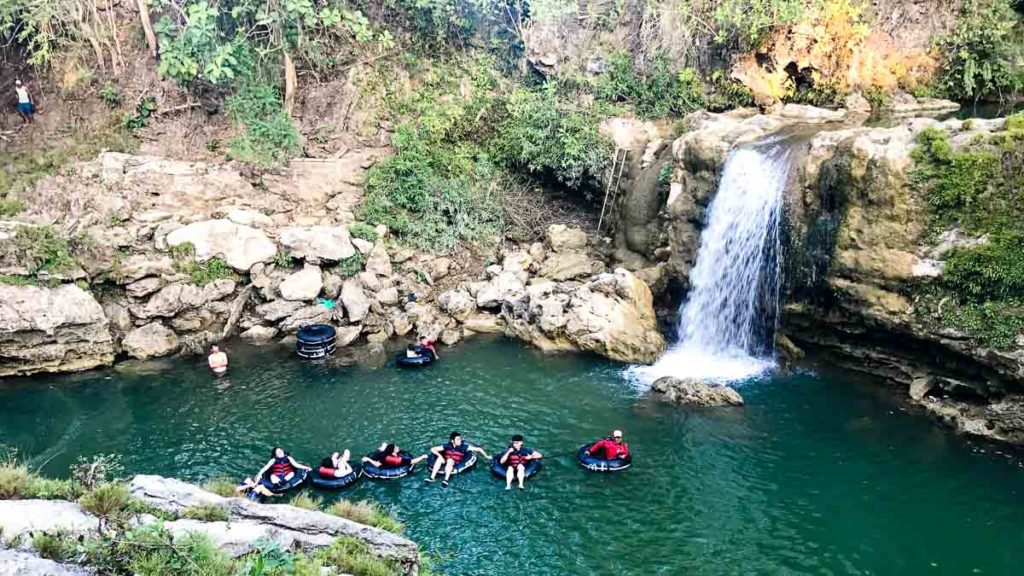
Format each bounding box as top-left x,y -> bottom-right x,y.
437,289 -> 476,321
377,286 -> 400,306
0,284 -> 115,377
651,376 -> 744,407
0,550 -> 98,576
463,313 -> 505,334
166,220 -> 276,271
562,269 -> 665,363
279,226 -> 356,263
335,325 -> 363,347
476,272 -> 526,308
538,251 -> 596,281
352,237 -> 374,254
277,305 -> 333,333
279,264 -> 324,301
341,280 -> 370,322
240,325 -> 278,342
123,322 -> 181,359
128,475 -> 419,566
909,376 -> 935,401
547,224 -> 587,252
357,272 -> 381,293
126,276 -> 164,298
365,242 -> 392,277
392,313 -> 413,336
256,299 -> 304,322
118,254 -> 175,283
322,272 -> 343,299
0,500 -> 100,546
440,328 -> 462,345
135,280 -> 236,319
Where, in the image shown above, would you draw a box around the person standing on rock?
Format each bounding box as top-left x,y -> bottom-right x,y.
208,344 -> 228,374
13,79 -> 34,124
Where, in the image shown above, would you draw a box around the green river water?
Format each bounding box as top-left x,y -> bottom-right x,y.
2,337 -> 1023,575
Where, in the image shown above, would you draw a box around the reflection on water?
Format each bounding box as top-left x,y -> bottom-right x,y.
2,338 -> 1023,575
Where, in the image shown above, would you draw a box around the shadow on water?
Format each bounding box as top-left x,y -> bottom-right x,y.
2,338 -> 1024,575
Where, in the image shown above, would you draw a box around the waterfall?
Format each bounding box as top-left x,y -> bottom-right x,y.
629,139 -> 794,385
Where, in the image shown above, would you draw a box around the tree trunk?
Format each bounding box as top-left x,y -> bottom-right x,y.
283,52 -> 297,115
136,0 -> 158,58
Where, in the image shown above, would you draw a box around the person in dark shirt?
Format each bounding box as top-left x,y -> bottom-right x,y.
426,431 -> 490,487
499,434 -> 543,490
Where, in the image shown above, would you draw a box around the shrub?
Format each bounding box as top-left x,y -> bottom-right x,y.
201,477 -> 238,497
337,252 -> 367,278
112,525 -> 232,576
0,459 -> 30,499
182,503 -> 230,522
99,82 -> 122,107
349,222 -> 379,242
313,537 -> 402,576
594,51 -> 682,119
79,483 -> 130,520
944,235 -> 1024,301
327,500 -> 404,534
493,83 -> 611,190
935,0 -> 1023,101
705,71 -> 756,112
226,83 -> 301,168
170,243 -> 238,286
70,453 -> 123,489
33,531 -> 76,562
289,492 -> 322,511
22,476 -> 82,500
0,197 -> 25,216
122,96 -> 157,131
676,68 -> 707,114
0,225 -> 75,277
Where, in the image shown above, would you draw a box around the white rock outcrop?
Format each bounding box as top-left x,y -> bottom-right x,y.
165,219 -> 277,271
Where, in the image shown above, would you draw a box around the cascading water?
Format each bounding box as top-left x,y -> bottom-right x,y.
629,139 -> 794,385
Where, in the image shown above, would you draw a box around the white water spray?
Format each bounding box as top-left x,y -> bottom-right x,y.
629,141 -> 794,385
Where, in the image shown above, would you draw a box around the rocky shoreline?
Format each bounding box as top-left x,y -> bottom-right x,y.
0,152 -> 665,378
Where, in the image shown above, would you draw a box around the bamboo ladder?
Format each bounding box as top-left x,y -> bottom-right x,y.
597,147 -> 628,234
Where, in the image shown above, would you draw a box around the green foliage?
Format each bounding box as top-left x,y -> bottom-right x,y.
493,83 -> 611,189
33,531 -> 76,562
361,126 -> 502,252
712,0 -> 806,49
201,477 -> 238,497
70,453 -> 123,489
99,82 -> 122,107
312,537 -> 402,576
911,121 -> 1024,348
272,251 -> 296,269
182,503 -> 230,522
327,500 -> 404,534
0,197 -> 25,216
0,225 -> 75,277
337,252 -> 367,278
170,243 -> 239,286
79,483 -> 130,520
289,492 -> 323,511
122,96 -> 158,131
595,51 -> 682,119
0,454 -> 30,499
935,0 -> 1024,101
676,68 -> 707,114
349,222 -> 379,242
226,83 -> 301,168
154,2 -> 245,86
705,71 -> 756,112
22,476 -> 83,500
97,525 -> 233,576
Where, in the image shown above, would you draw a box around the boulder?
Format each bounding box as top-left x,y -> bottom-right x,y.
0,550 -> 98,576
335,325 -> 363,347
240,325 -> 278,342
502,251 -> 533,274
341,280 -> 370,322
118,254 -> 175,283
476,272 -> 526,308
134,280 -> 236,319
546,224 -> 587,252
278,264 -> 323,301
440,328 -> 462,346
0,500 -> 100,546
123,322 -> 180,359
279,226 -> 356,263
365,242 -> 392,277
538,251 -> 596,281
357,272 -> 382,293
562,269 -> 665,363
0,284 -> 115,377
165,220 -> 277,271
462,313 -> 505,334
437,289 -> 476,321
352,237 -> 374,254
126,276 -> 164,299
256,299 -> 304,322
651,376 -> 744,407
322,272 -> 343,299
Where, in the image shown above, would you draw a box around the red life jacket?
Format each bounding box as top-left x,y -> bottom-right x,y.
592,438 -> 628,460
506,448 -> 531,467
443,442 -> 466,462
383,453 -> 404,467
270,457 -> 294,477
318,466 -> 336,477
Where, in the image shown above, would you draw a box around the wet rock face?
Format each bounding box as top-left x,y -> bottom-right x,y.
0,284 -> 115,377
650,376 -> 744,407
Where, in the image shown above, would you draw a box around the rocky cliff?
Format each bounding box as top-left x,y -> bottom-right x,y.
641,105 -> 1024,443
0,152 -> 665,376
